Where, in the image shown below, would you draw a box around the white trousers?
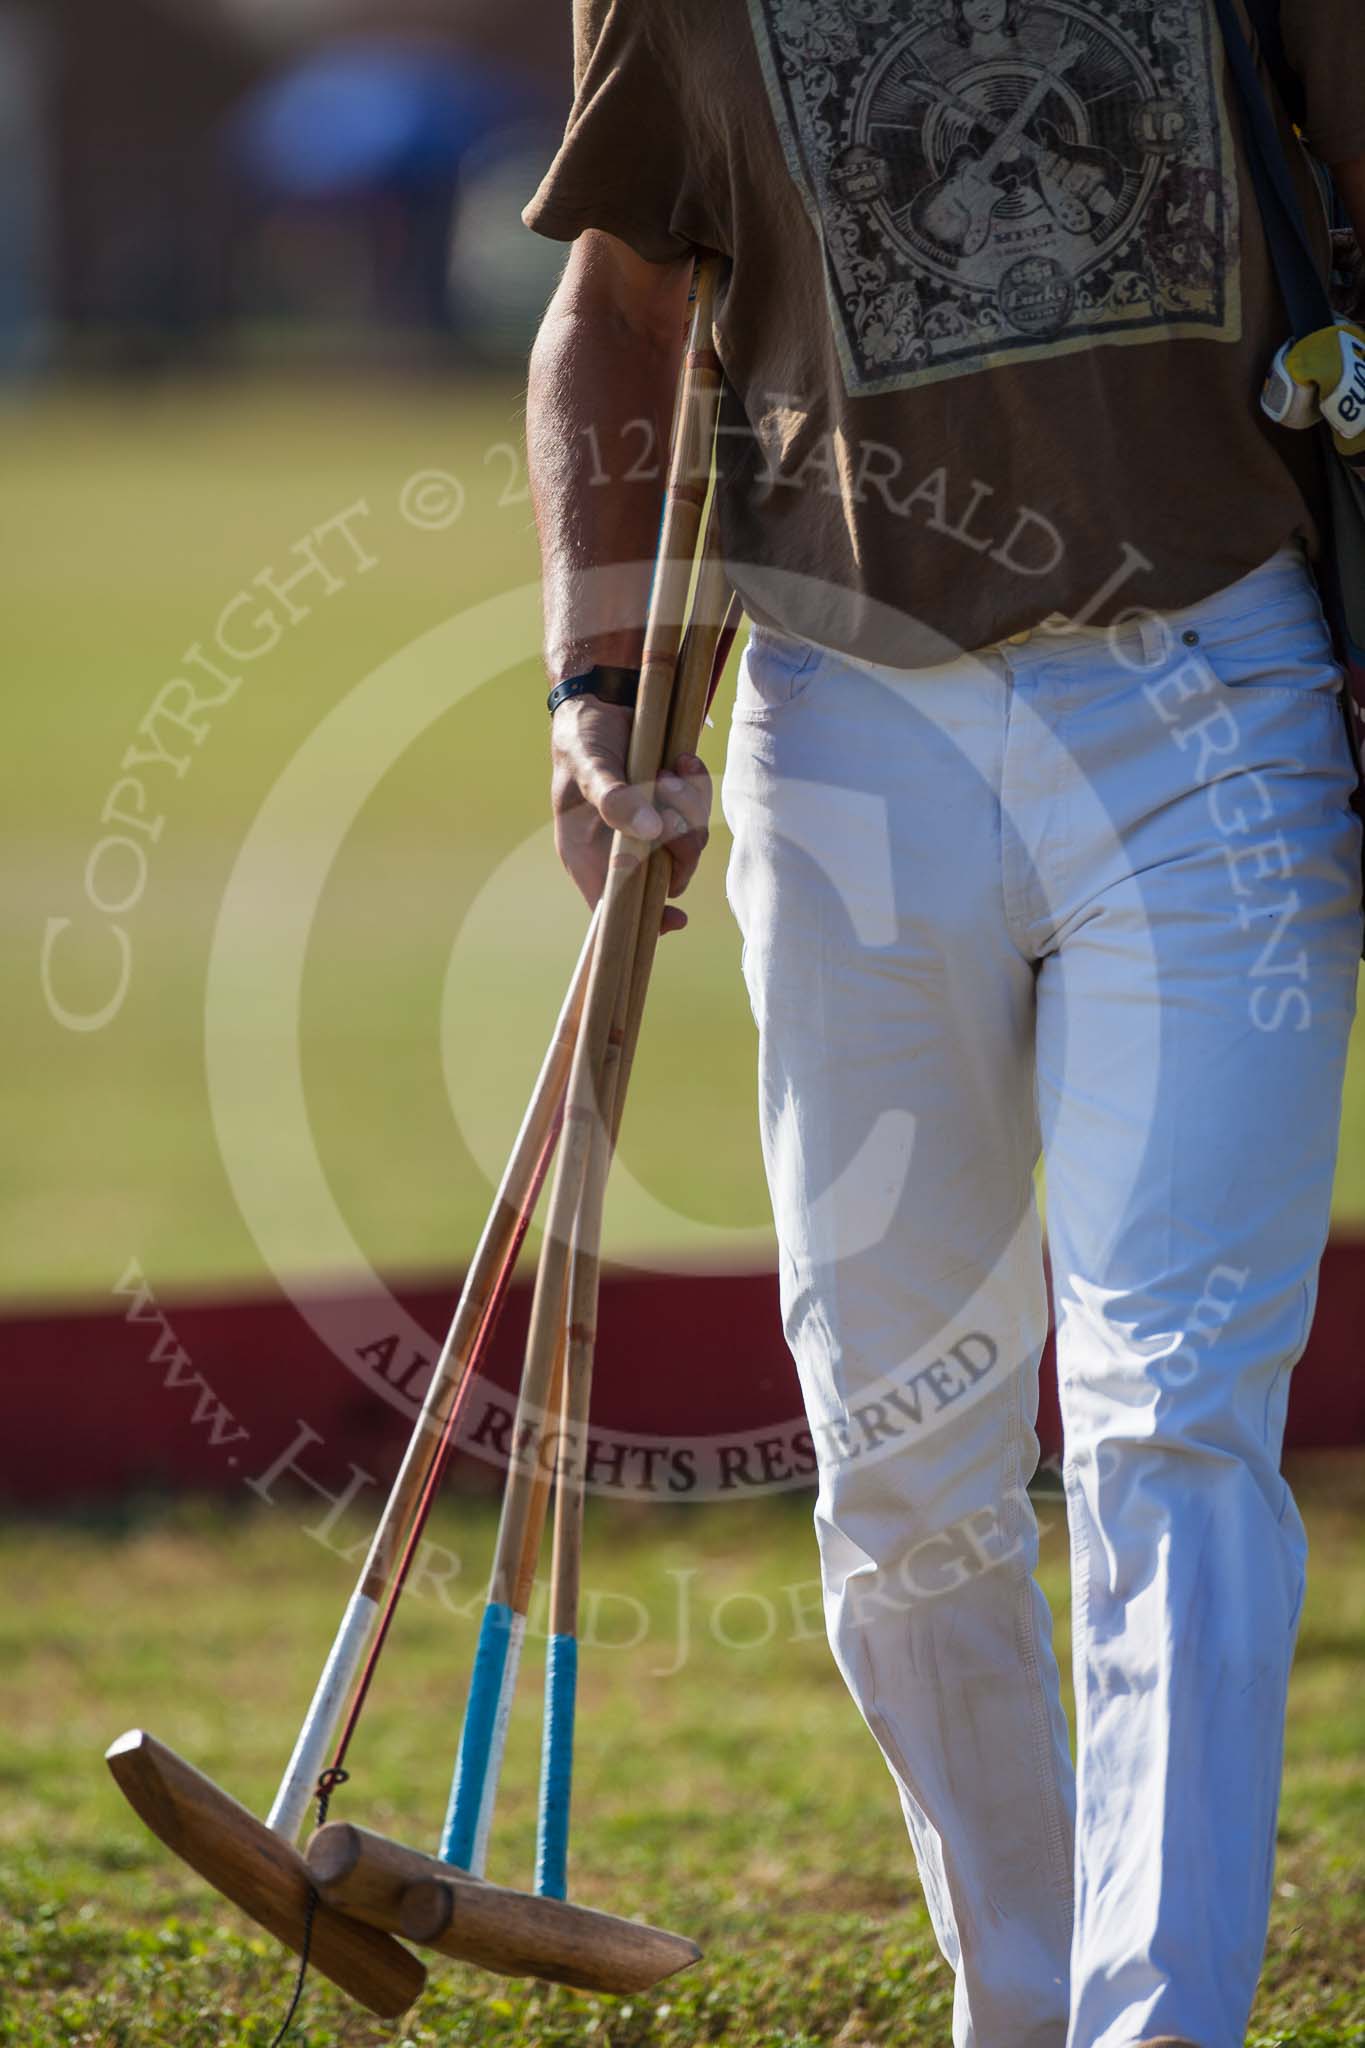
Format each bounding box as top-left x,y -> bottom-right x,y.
721,548 -> 1362,2048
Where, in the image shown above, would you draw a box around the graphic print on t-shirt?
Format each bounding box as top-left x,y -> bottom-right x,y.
746,0 -> 1242,394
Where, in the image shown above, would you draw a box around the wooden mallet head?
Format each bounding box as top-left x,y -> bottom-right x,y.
105,1730 -> 425,2019
307,1820 -> 701,1995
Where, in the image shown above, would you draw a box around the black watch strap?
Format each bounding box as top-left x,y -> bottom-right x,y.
547,665 -> 641,716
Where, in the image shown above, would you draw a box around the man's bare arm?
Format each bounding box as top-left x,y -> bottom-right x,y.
529,231 -> 692,679
529,231 -> 712,930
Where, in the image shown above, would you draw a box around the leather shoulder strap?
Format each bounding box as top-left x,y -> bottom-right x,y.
1236,0 -> 1306,129
1211,0 -> 1331,335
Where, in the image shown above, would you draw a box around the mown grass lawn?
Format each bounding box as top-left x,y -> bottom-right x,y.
2,1458 -> 1362,2046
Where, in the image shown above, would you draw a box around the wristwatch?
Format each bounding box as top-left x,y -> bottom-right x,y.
546,665 -> 641,715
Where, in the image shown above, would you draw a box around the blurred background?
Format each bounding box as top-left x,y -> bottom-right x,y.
0,0 -> 573,379
2,0 -> 780,1321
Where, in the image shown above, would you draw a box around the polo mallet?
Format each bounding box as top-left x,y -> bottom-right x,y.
301,260 -> 730,1983
436,261 -> 728,1886
104,920 -> 595,2017
106,254 -> 731,2015
437,525 -> 737,1900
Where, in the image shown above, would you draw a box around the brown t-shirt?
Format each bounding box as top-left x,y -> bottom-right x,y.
525,1 -> 1365,665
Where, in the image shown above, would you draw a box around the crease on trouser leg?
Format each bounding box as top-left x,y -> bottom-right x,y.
1058,1274 -> 1314,2048
801,1254 -> 1076,2048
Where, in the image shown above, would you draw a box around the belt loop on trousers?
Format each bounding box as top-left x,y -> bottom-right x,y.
1138,611 -> 1174,670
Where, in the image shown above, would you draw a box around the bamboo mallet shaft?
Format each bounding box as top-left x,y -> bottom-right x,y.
549,515 -> 736,1641
357,914 -> 595,1603
266,912 -> 595,1840
534,510 -> 735,1902
485,260 -> 721,1612
438,261 -> 722,1875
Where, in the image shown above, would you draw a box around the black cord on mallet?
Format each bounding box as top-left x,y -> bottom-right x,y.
265,1767 -> 350,2048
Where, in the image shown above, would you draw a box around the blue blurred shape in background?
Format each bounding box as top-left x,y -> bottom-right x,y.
230,40 -> 532,198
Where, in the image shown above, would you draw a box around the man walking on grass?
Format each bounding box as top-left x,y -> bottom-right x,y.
522,3 -> 1365,2043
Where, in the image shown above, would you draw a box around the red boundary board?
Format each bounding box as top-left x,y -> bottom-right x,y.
1,1244 -> 1363,1508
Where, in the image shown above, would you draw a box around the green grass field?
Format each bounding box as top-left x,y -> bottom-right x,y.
3,376 -> 1365,1310
2,1464 -> 1362,2047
